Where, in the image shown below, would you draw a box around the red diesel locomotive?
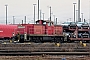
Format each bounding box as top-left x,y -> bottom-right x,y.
17,20 -> 64,43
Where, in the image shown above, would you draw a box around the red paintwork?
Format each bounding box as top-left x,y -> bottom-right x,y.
47,26 -> 53,35
55,25 -> 63,35
16,20 -> 63,35
34,24 -> 43,34
17,24 -> 34,34
17,24 -> 44,35
42,26 -> 45,34
26,24 -> 34,34
0,24 -> 18,38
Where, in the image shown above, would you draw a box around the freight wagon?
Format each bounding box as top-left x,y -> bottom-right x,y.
0,25 -> 17,40
62,21 -> 90,43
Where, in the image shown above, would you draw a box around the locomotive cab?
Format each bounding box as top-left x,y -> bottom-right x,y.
36,20 -> 46,25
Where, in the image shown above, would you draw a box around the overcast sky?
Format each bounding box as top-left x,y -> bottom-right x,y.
0,0 -> 90,24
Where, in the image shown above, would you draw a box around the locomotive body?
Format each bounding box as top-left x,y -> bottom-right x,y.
16,20 -> 64,43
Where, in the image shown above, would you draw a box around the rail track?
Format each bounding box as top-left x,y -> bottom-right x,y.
0,51 -> 89,56
0,43 -> 89,56
0,55 -> 89,60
